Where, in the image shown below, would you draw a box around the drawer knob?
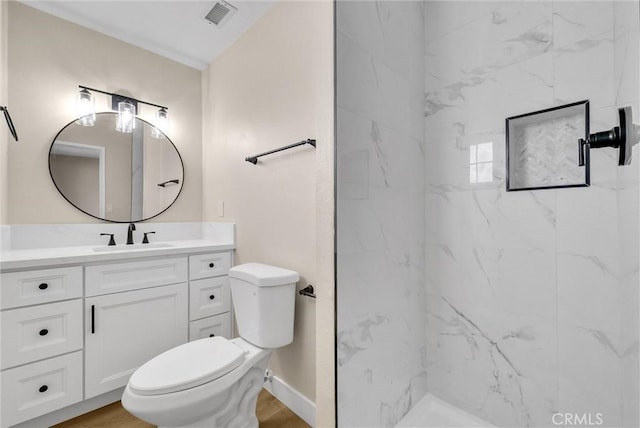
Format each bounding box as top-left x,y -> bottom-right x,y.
209,295 -> 215,300
39,385 -> 48,393
209,334 -> 215,337
38,283 -> 48,290
209,263 -> 215,268
39,329 -> 49,336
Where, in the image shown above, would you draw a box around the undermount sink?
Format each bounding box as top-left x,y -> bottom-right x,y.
92,242 -> 174,252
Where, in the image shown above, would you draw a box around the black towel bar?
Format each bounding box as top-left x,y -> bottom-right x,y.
245,139 -> 316,165
299,285 -> 316,299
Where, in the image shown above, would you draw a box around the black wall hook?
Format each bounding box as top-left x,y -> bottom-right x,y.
1,106 -> 18,142
579,106 -> 638,166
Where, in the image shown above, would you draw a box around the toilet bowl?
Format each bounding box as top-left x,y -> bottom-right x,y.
122,263 -> 299,428
122,337 -> 270,427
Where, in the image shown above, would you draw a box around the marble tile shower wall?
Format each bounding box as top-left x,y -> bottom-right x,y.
424,2 -> 639,427
336,1 -> 427,426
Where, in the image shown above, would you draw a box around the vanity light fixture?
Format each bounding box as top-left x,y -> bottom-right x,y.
76,88 -> 95,126
151,107 -> 168,139
77,85 -> 168,135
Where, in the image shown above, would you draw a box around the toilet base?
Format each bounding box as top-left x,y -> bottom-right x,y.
169,361 -> 264,428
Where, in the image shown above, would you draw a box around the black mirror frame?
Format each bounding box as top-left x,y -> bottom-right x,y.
48,112 -> 185,223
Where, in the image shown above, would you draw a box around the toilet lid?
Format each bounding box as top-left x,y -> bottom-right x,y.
229,263 -> 299,287
129,337 -> 245,396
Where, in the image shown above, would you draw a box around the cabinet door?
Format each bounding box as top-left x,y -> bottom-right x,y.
189,313 -> 231,341
189,277 -> 230,321
189,252 -> 231,280
0,266 -> 82,309
85,256 -> 188,297
1,299 -> 83,369
85,283 -> 188,398
1,351 -> 83,427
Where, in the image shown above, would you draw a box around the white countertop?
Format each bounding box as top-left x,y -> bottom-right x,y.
0,240 -> 235,271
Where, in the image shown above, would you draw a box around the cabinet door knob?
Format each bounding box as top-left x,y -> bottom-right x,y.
209,262 -> 215,268
38,283 -> 48,290
39,329 -> 48,336
209,334 -> 215,337
209,295 -> 215,300
39,385 -> 48,393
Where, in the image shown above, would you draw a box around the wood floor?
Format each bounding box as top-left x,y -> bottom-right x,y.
53,389 -> 309,428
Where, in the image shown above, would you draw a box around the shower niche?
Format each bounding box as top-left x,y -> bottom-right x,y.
506,100 -> 638,192
506,100 -> 590,191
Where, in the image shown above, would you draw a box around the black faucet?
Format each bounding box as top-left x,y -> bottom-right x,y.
126,223 -> 136,245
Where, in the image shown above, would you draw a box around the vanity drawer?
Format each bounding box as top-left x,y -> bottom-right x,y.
1,299 -> 83,369
189,252 -> 231,280
189,313 -> 231,341
85,256 -> 188,296
0,266 -> 82,309
1,351 -> 83,427
189,277 -> 230,320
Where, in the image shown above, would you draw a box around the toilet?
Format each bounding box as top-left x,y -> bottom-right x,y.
122,263 -> 299,428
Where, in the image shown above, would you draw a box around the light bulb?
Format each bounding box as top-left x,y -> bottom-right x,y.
151,108 -> 168,139
116,101 -> 136,133
76,88 -> 95,126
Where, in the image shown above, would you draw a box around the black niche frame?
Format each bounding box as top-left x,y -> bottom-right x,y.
506,100 -> 590,192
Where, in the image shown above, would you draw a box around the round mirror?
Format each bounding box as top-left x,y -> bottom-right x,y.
49,112 -> 184,223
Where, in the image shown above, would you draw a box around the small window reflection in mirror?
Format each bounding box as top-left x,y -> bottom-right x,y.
470,142 -> 493,184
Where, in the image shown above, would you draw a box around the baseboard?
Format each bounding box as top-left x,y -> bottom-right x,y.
263,375 -> 316,427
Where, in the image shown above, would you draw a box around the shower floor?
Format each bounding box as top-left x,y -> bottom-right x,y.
396,394 -> 495,428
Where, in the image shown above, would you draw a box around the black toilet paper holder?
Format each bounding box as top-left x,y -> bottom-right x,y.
299,285 -> 316,299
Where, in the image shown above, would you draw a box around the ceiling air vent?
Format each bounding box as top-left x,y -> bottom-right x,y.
205,1 -> 238,27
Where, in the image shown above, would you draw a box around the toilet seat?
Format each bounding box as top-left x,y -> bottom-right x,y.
129,337 -> 245,396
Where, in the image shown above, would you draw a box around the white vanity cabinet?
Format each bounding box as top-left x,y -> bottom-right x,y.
84,256 -> 189,398
188,252 -> 232,340
83,256 -> 189,398
0,248 -> 234,428
84,285 -> 188,397
0,266 -> 84,427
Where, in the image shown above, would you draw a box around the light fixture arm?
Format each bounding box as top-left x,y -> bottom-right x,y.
78,86 -> 168,111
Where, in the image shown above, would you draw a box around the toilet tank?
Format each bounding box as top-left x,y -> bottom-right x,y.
228,263 -> 299,348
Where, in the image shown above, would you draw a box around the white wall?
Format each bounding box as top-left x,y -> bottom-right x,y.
336,2 -> 427,426
202,0 -> 334,418
6,2 -> 202,224
423,2 -> 639,427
